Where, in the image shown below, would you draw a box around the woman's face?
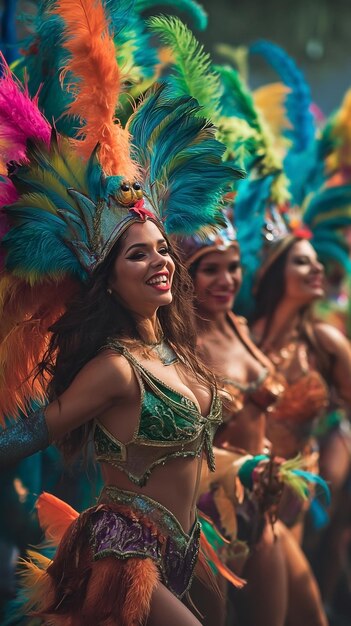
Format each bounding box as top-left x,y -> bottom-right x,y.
193,247 -> 242,315
109,220 -> 175,317
284,239 -> 325,305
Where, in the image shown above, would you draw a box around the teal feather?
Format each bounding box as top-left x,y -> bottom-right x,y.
291,469 -> 330,505
14,1 -> 75,135
215,64 -> 276,173
303,184 -> 351,222
250,40 -> 315,154
136,0 -> 208,30
234,174 -> 276,318
129,84 -> 245,234
309,498 -> 330,530
2,135 -> 104,282
310,238 -> 351,272
216,64 -> 260,130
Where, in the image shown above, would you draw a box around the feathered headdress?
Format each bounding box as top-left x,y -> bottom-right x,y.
0,0 -> 243,422
232,41 -> 351,317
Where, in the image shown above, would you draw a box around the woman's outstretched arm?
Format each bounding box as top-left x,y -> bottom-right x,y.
0,351 -> 131,468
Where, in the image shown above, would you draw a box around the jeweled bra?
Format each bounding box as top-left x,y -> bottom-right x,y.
94,341 -> 222,486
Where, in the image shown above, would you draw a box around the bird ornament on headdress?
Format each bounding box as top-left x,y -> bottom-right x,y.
0,0 -> 244,423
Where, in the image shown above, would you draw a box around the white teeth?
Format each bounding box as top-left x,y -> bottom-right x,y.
147,275 -> 168,285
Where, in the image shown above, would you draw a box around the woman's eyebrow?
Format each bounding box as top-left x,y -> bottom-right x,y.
125,239 -> 166,254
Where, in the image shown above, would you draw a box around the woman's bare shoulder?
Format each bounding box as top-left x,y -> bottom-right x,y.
314,321 -> 350,356
80,348 -> 135,400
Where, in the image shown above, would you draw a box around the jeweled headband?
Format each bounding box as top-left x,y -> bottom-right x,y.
176,212 -> 238,267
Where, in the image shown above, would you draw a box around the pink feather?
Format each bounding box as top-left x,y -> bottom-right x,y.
0,54 -> 51,173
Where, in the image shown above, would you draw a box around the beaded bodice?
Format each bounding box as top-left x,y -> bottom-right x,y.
219,314 -> 284,421
94,342 -> 222,486
265,339 -> 329,426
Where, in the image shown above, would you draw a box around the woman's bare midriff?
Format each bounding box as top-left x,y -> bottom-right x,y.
100,454 -> 204,534
215,402 -> 266,455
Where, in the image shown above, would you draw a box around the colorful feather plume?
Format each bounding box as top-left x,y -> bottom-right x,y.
215,64 -> 284,178
53,0 -> 138,179
279,456 -> 330,505
136,0 -> 208,31
253,82 -> 292,141
36,492 -> 79,545
0,54 -> 51,173
148,15 -> 221,121
302,183 -> 351,272
238,454 -> 330,504
326,89 -> 351,177
2,132 -> 96,283
129,84 -> 245,234
249,40 -> 315,154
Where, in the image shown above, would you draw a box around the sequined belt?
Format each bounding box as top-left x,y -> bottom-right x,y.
93,486 -> 200,598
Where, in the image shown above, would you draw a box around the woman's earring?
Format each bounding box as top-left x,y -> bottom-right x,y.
107,288 -> 112,295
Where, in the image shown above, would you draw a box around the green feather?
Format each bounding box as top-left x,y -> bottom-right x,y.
148,15 -> 222,121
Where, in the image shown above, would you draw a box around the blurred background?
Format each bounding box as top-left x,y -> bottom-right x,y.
199,0 -> 351,115
3,0 -> 351,113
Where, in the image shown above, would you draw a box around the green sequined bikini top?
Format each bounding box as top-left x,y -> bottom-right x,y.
94,341 -> 222,487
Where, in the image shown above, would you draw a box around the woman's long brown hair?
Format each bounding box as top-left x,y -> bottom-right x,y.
37,220 -> 215,461
251,236 -> 331,376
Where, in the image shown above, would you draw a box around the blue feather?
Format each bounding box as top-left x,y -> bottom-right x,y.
130,84 -> 244,234
136,0 -> 208,30
250,40 -> 315,154
303,185 -> 351,222
291,469 -> 330,505
234,174 -> 276,318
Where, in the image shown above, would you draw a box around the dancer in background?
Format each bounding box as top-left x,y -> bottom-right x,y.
176,216 -> 329,626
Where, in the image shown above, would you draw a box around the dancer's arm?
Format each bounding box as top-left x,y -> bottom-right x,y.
315,322 -> 351,405
0,351 -> 130,467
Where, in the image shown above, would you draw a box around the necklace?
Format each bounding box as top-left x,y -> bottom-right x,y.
141,335 -> 179,366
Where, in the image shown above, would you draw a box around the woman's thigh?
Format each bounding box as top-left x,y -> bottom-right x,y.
147,582 -> 202,626
278,522 -> 328,626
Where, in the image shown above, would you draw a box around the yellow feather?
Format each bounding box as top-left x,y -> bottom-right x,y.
213,484 -> 238,541
30,166 -> 73,203
327,89 -> 351,172
19,192 -> 58,214
253,82 -> 292,137
18,551 -> 53,616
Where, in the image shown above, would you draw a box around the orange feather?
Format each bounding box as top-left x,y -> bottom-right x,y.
200,530 -> 246,588
0,275 -> 77,423
53,0 -> 139,180
36,492 -> 79,545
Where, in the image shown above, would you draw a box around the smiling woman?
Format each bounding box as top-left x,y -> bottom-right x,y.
110,221 -> 175,315
0,20 -> 244,626
251,234 -> 351,519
